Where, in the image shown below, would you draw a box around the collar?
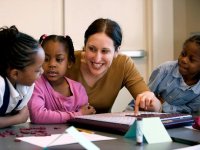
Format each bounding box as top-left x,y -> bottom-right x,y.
172,63 -> 200,94
6,77 -> 32,99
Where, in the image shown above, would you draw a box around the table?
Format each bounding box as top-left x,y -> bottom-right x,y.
0,122 -> 194,150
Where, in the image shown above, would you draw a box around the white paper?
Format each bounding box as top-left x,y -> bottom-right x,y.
184,126 -> 199,131
16,131 -> 116,148
66,126 -> 100,150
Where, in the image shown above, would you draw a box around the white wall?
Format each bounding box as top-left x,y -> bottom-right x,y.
0,0 -> 63,38
152,0 -> 174,68
174,0 -> 200,59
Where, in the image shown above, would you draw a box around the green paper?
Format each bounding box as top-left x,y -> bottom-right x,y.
124,117 -> 172,144
124,121 -> 136,138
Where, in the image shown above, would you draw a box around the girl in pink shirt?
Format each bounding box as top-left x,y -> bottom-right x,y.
28,35 -> 96,124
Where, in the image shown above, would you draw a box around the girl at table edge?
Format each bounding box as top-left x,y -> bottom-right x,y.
66,18 -> 161,114
0,26 -> 44,128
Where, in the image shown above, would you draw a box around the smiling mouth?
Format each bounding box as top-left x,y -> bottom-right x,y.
179,65 -> 188,72
91,62 -> 103,69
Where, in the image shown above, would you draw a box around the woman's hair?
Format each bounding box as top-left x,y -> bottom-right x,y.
39,34 -> 75,63
84,18 -> 122,51
184,35 -> 200,48
0,25 -> 41,77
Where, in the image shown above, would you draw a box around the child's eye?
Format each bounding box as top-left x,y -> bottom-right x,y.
44,58 -> 49,62
35,67 -> 42,73
57,58 -> 64,62
189,57 -> 196,63
181,51 -> 186,57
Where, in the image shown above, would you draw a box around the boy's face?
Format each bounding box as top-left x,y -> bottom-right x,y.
178,42 -> 200,81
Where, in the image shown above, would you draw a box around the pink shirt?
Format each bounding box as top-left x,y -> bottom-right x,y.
28,75 -> 88,124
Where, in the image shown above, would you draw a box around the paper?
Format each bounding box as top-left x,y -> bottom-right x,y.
66,126 -> 100,150
124,120 -> 137,138
125,117 -> 172,144
142,117 -> 172,143
184,126 -> 199,131
174,144 -> 200,150
16,130 -> 116,148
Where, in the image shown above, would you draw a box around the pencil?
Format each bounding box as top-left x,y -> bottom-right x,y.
77,128 -> 94,134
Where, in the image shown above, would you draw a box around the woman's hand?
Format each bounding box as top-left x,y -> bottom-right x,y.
80,104 -> 96,115
134,91 -> 161,115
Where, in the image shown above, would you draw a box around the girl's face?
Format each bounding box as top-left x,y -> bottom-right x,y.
178,42 -> 200,79
17,48 -> 45,86
84,33 -> 118,77
42,41 -> 69,83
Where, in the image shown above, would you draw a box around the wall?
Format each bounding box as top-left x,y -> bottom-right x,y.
152,0 -> 174,68
0,0 -> 63,38
174,0 -> 200,59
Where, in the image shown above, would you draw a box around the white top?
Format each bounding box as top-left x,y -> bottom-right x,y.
0,76 -> 34,113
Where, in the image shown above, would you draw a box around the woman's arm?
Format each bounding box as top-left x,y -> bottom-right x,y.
122,56 -> 161,114
134,91 -> 161,114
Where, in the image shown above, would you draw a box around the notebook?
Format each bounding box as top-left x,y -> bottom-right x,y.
68,111 -> 194,135
168,128 -> 200,145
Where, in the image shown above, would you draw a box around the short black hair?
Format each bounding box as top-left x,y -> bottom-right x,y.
39,34 -> 75,63
184,35 -> 200,48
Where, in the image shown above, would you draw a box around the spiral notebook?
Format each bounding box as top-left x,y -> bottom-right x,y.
68,112 -> 194,135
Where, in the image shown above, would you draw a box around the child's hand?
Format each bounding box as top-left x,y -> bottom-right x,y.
80,104 -> 96,115
17,106 -> 29,123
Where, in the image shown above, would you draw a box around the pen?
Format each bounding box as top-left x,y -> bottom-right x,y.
77,128 -> 94,134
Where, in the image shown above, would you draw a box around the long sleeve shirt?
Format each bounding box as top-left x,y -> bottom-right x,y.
149,61 -> 200,114
0,76 -> 34,114
66,51 -> 149,113
28,75 -> 88,124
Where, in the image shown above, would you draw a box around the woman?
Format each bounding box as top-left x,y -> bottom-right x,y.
66,18 -> 161,114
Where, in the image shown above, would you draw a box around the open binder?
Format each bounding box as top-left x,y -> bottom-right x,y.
68,111 -> 194,135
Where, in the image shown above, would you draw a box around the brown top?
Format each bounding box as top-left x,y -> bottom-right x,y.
66,51 -> 149,113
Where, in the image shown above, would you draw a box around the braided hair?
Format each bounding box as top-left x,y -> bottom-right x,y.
39,34 -> 75,63
0,26 -> 41,77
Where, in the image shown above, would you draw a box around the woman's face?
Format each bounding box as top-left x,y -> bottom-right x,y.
84,33 -> 118,77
